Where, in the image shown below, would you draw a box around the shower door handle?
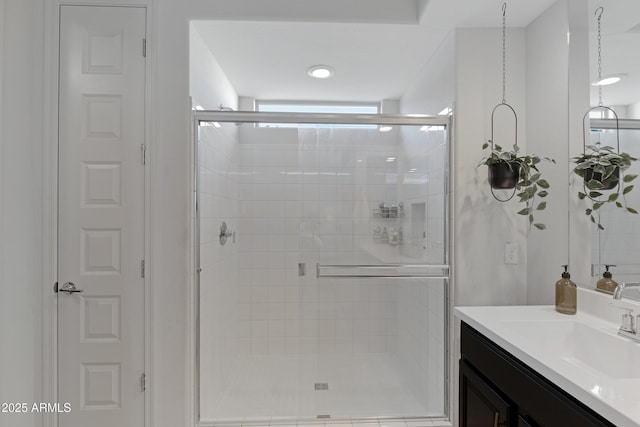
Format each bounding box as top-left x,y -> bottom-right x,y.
316,263 -> 450,279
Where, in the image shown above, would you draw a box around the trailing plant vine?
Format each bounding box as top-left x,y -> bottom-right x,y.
572,142 -> 638,230
479,142 -> 555,230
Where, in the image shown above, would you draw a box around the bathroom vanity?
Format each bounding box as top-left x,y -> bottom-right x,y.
459,321 -> 613,426
455,297 -> 640,427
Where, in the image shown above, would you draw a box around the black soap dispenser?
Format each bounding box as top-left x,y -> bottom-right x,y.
556,265 -> 577,315
596,265 -> 618,295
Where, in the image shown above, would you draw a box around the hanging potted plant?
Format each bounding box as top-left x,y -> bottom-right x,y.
479,142 -> 555,230
572,142 -> 638,229
484,145 -> 520,189
574,7 -> 639,230
476,3 -> 556,231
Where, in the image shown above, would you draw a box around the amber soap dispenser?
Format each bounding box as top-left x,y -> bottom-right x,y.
596,264 -> 618,295
556,265 -> 577,315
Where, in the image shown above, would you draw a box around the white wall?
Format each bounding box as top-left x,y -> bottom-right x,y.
628,102 -> 640,119
400,31 -> 454,116
190,24 -> 238,111
453,28 -> 528,307
525,0 -> 572,304
151,3 -> 192,426
0,1 -> 45,427
567,0 -> 595,288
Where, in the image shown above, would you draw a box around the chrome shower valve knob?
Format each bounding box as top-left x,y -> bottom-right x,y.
219,221 -> 233,246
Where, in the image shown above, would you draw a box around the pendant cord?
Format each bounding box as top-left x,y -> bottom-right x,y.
596,7 -> 604,107
502,2 -> 507,104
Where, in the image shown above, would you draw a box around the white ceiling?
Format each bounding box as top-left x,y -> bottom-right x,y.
588,0 -> 640,107
191,0 -> 637,107
192,20 -> 451,102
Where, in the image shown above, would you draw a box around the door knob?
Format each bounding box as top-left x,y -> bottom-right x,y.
58,282 -> 83,295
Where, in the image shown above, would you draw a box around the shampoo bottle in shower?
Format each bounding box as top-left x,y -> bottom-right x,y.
556,265 -> 577,315
596,265 -> 618,295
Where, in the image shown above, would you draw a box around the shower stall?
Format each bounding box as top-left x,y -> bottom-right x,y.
193,111 -> 451,425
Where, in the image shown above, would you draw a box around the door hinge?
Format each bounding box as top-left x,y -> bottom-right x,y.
141,144 -> 146,165
141,260 -> 145,278
142,38 -> 147,58
140,373 -> 146,392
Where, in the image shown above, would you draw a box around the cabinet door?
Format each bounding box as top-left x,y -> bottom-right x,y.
460,360 -> 513,427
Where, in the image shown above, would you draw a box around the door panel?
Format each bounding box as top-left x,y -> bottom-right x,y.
58,6 -> 146,426
460,360 -> 513,427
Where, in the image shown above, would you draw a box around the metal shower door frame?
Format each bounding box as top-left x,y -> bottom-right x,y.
191,110 -> 452,424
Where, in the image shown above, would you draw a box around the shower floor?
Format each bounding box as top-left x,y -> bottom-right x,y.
201,353 -> 442,423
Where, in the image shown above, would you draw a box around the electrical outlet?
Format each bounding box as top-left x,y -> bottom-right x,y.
504,242 -> 519,265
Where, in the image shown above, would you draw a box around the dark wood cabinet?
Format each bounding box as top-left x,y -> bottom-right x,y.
460,359 -> 512,427
460,321 -> 615,427
517,415 -> 536,427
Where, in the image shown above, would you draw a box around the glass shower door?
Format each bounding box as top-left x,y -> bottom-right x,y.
194,112 -> 450,425
297,124 -> 449,420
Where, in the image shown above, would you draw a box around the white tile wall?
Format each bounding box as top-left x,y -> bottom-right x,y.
236,126 -> 410,356
199,354 -> 445,424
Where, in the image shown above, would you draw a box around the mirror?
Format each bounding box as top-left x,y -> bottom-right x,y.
588,122 -> 640,299
575,0 -> 640,300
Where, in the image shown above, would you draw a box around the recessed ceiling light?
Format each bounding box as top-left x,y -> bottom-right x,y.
308,65 -> 335,79
386,157 -> 397,162
592,74 -> 625,86
379,126 -> 393,132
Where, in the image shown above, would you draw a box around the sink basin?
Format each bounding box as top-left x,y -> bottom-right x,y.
500,319 -> 640,379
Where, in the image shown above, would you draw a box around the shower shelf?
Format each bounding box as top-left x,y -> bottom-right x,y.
372,203 -> 404,219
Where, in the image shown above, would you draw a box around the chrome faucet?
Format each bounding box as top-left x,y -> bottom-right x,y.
613,282 -> 640,300
611,282 -> 640,343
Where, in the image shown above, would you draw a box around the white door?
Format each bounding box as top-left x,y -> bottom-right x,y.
57,5 -> 146,426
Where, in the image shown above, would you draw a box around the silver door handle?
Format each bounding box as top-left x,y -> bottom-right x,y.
58,282 -> 83,295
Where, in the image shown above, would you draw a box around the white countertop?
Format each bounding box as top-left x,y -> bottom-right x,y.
455,304 -> 640,427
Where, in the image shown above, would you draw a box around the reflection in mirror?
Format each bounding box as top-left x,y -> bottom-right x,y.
585,0 -> 640,301
589,120 -> 640,301
588,0 -> 640,120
